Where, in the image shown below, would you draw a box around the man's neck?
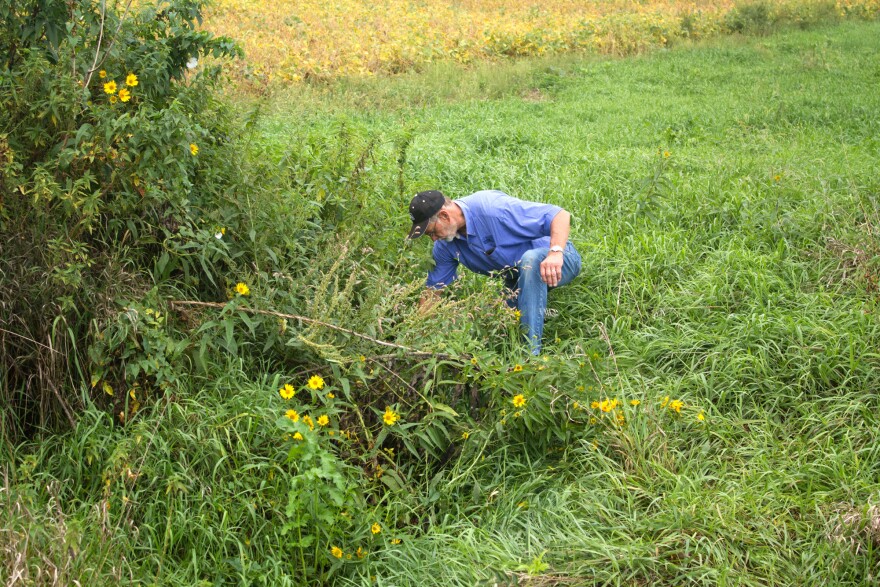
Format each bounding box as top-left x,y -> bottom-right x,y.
451,202 -> 467,235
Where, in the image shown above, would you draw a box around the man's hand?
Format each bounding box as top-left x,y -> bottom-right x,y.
540,250 -> 564,287
540,210 -> 571,287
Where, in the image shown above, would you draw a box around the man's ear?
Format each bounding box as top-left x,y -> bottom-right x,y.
437,209 -> 449,221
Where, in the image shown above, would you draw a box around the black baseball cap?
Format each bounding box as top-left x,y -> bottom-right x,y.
407,190 -> 446,239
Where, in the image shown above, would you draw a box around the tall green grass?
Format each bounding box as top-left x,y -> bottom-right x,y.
4,19 -> 880,586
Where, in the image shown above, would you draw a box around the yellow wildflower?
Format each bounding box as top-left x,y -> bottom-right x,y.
598,398 -> 618,413
235,282 -> 250,296
108,95 -> 118,104
125,73 -> 138,87
630,399 -> 641,406
391,538 -> 401,545
512,394 -> 526,408
572,401 -> 580,410
356,547 -> 365,558
190,143 -> 199,156
513,309 -> 522,320
331,546 -> 343,558
383,406 -> 399,426
590,401 -> 600,409
470,357 -> 478,365
103,80 -> 116,94
661,395 -> 670,408
663,150 -> 670,158
118,88 -> 131,102
371,522 -> 381,534
279,383 -> 295,399
285,409 -> 299,422
293,432 -> 303,440
98,70 -> 106,78
697,411 -> 705,422
317,414 -> 329,427
461,431 -> 469,440
302,415 -> 314,431
307,375 -> 325,390
669,399 -> 684,414
327,392 -> 335,399
513,364 -> 523,373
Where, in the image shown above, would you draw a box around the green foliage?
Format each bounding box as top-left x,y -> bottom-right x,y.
0,0 -> 240,437
726,1 -> 778,34
4,13 -> 880,587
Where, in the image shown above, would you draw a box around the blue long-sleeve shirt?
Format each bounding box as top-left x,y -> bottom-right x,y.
426,190 -> 563,289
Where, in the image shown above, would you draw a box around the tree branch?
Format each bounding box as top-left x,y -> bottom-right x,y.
168,300 -> 435,355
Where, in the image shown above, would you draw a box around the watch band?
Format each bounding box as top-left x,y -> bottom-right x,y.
549,245 -> 564,253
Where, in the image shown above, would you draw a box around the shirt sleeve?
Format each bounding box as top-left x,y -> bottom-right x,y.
426,242 -> 458,289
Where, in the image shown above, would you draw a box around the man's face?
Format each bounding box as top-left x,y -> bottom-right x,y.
426,214 -> 456,242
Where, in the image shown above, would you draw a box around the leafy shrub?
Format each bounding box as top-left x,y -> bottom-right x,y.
725,1 -> 777,35
0,0 -> 240,439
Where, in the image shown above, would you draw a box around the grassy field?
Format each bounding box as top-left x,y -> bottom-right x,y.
5,17 -> 880,587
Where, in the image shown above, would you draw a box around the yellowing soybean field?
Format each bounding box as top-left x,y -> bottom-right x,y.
204,0 -> 879,82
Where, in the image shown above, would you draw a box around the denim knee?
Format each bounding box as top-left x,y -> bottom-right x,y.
519,249 -> 545,273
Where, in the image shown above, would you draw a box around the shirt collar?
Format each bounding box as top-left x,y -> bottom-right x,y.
453,199 -> 475,239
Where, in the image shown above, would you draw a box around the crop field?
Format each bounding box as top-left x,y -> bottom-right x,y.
202,0 -> 880,82
3,2 -> 880,586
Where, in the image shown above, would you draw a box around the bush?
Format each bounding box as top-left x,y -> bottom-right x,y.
0,0 -> 240,440
725,1 -> 776,35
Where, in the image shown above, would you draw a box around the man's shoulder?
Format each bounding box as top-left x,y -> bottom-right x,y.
458,190 -> 509,206
457,190 -> 514,217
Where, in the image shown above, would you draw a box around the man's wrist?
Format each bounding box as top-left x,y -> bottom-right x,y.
549,245 -> 564,254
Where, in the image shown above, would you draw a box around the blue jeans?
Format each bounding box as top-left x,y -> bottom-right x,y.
504,243 -> 582,355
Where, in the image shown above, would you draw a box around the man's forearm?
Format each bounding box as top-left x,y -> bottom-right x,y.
549,210 -> 571,249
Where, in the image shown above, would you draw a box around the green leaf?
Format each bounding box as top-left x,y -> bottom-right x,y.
430,402 -> 459,418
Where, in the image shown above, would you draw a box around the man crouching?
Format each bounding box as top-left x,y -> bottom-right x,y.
407,189 -> 581,355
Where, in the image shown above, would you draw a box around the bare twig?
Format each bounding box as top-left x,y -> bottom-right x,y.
169,300 -> 433,355
83,0 -> 106,88
366,358 -> 427,408
596,321 -> 619,377
0,327 -> 62,355
42,335 -> 76,429
84,0 -> 136,87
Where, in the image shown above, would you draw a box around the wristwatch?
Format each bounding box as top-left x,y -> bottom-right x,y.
549,245 -> 564,254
